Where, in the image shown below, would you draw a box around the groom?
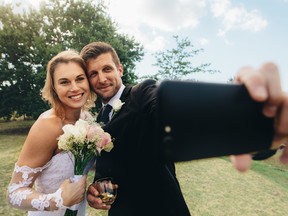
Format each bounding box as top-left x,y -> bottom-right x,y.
80,42 -> 288,215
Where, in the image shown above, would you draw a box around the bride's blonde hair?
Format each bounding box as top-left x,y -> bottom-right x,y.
42,50 -> 96,119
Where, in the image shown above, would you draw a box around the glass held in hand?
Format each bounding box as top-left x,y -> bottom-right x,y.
95,177 -> 117,205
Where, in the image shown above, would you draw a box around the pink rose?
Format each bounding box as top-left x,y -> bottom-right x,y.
87,125 -> 104,141
96,132 -> 112,153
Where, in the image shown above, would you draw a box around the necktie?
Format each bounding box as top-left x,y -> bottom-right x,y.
97,104 -> 113,124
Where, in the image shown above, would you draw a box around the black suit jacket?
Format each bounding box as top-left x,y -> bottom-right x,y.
95,80 -> 190,216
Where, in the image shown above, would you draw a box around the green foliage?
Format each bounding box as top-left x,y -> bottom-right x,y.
0,4 -> 43,120
146,35 -> 218,81
0,0 -> 143,120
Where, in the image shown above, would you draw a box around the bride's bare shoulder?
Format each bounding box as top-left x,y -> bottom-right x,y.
17,109 -> 64,166
32,109 -> 63,135
39,109 -> 59,119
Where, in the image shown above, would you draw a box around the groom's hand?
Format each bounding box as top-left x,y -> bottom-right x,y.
231,62 -> 288,171
87,183 -> 111,210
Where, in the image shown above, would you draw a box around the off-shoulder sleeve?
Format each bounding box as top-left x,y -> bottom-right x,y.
7,163 -> 66,211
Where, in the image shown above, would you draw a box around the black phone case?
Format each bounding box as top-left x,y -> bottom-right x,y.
157,80 -> 274,162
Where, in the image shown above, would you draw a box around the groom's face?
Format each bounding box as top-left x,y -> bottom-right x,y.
86,53 -> 123,104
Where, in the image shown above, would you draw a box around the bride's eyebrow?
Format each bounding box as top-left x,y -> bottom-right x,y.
57,77 -> 69,82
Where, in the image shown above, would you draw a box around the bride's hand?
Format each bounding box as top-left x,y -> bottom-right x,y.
60,175 -> 87,207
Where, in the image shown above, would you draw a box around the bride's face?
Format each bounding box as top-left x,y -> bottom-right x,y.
53,62 -> 90,111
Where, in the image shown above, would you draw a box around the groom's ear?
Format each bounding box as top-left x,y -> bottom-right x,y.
118,64 -> 123,77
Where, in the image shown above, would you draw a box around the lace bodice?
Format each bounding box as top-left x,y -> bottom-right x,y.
27,152 -> 74,215
8,151 -> 85,216
33,151 -> 74,194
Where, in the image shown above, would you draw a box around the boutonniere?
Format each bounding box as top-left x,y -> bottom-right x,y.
112,99 -> 125,118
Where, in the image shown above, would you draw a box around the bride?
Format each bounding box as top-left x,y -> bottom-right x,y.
7,50 -> 96,215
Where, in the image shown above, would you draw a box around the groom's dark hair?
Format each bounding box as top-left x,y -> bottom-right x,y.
80,42 -> 121,68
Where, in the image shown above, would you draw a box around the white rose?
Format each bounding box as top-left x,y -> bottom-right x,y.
112,99 -> 125,112
62,124 -> 77,136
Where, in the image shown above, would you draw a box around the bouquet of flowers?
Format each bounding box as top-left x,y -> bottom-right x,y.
57,118 -> 114,216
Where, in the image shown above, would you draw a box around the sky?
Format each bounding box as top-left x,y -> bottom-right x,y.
2,0 -> 288,90
105,0 -> 288,90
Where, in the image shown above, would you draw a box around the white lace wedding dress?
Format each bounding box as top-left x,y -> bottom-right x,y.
7,151 -> 86,216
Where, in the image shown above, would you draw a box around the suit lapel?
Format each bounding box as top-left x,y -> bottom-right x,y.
96,107 -> 104,123
107,86 -> 132,121
97,86 -> 132,123
120,85 -> 132,102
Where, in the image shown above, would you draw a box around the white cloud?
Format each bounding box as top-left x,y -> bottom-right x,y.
199,37 -> 209,46
109,0 -> 206,32
107,0 -> 268,52
140,0 -> 205,32
145,36 -> 166,52
210,0 -> 230,17
210,0 -> 267,36
107,0 -> 207,51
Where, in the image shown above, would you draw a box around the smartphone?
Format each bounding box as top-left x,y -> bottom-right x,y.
157,80 -> 274,162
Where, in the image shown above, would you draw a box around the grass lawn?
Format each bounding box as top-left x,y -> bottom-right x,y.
1,120 -> 288,215
177,154 -> 288,216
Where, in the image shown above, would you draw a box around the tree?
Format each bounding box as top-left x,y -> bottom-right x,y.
35,0 -> 143,84
0,0 -> 144,120
145,35 -> 218,81
0,3 -> 45,120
